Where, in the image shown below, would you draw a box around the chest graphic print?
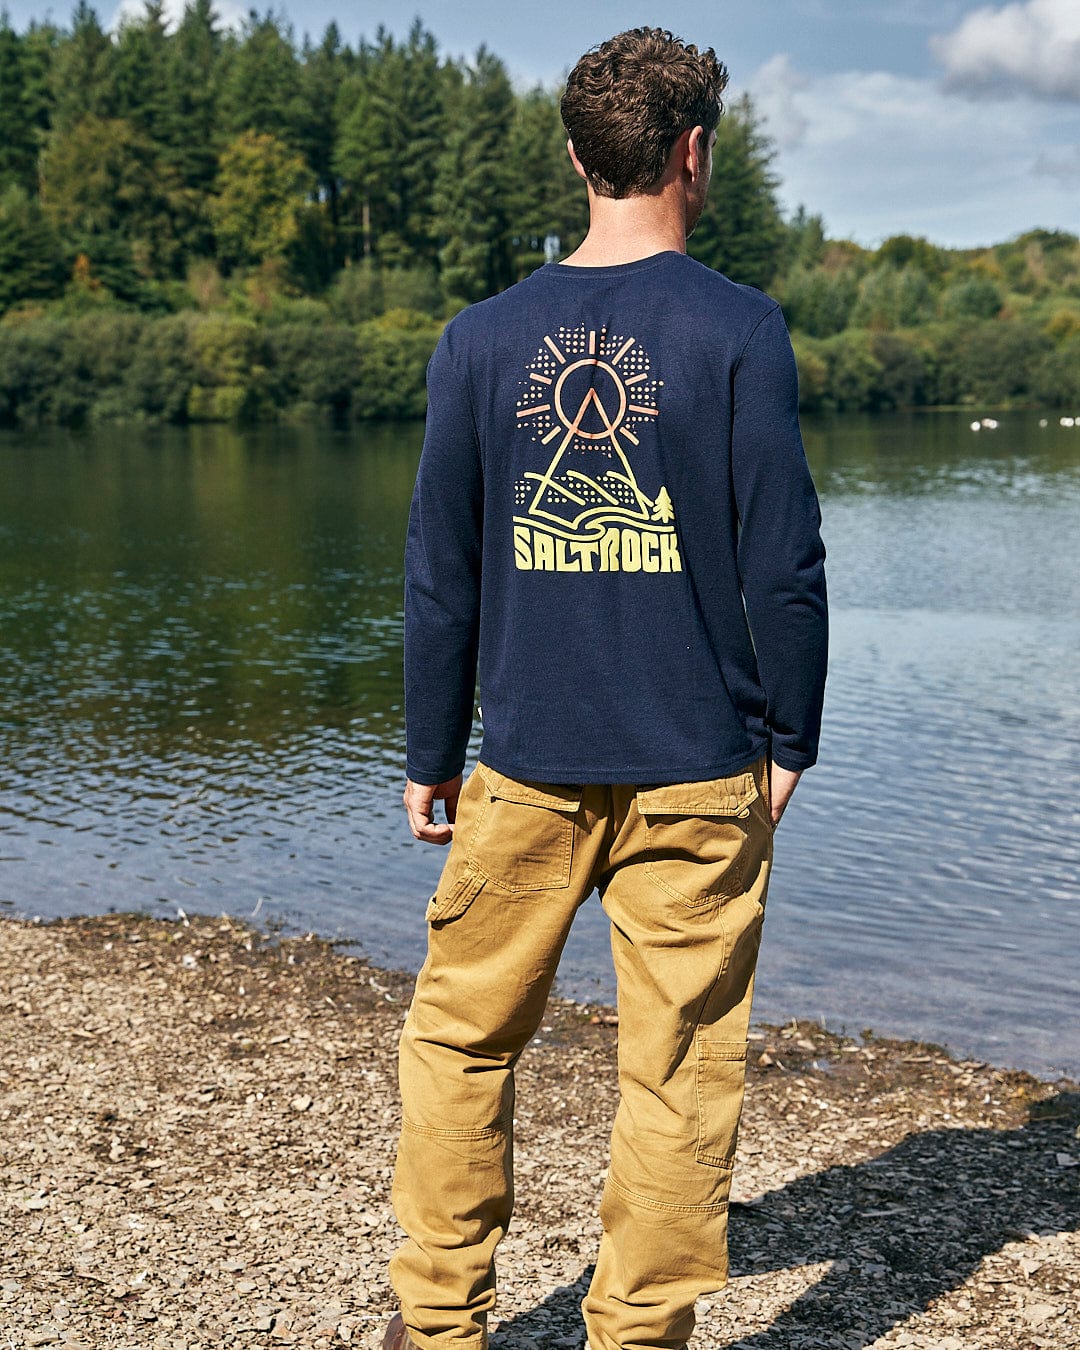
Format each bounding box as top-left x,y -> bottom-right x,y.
512,325 -> 681,573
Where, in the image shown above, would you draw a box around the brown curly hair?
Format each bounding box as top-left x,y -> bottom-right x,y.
561,28 -> 729,199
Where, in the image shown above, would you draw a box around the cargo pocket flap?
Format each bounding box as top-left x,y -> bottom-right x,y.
637,772 -> 758,818
699,1038 -> 750,1062
696,1038 -> 750,1169
427,865 -> 486,924
475,763 -> 581,812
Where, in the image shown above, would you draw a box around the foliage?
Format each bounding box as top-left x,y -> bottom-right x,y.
506,85 -> 588,279
850,265 -> 936,331
773,212 -> 1079,410
780,266 -> 859,338
1031,336 -> 1080,407
936,320 -> 1052,405
0,307 -> 442,427
208,130 -> 314,272
353,311 -> 444,419
327,260 -> 441,324
940,276 -> 1004,321
0,12 -> 40,194
432,48 -> 516,307
262,321 -> 358,418
0,10 -> 1075,418
0,185 -> 66,309
687,94 -> 785,291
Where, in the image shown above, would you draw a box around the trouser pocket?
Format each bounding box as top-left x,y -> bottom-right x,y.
426,864 -> 487,925
695,1036 -> 749,1168
637,764 -> 761,906
465,762 -> 581,891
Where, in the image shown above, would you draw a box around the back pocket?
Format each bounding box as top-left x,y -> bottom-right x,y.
637,769 -> 759,907
465,763 -> 581,892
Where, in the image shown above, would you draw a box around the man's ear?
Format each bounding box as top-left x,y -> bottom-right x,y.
686,124 -> 708,181
567,137 -> 589,183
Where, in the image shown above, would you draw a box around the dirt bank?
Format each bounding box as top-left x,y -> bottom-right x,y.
0,912 -> 1076,1349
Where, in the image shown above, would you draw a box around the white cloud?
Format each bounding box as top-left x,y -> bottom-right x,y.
749,54 -> 809,150
107,0 -> 248,37
746,57 -> 1080,247
931,0 -> 1080,102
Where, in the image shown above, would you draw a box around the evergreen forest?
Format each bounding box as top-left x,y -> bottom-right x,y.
1,1 -> 1079,427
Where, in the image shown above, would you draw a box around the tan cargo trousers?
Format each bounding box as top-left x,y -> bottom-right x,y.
389,754 -> 774,1350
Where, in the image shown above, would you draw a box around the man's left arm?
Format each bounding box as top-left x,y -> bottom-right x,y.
403,321 -> 483,842
731,304 -> 829,812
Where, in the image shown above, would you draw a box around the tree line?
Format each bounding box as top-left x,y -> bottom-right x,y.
0,2 -> 1077,426
778,221 -> 1080,412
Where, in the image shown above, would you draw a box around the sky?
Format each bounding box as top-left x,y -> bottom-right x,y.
10,0 -> 1080,249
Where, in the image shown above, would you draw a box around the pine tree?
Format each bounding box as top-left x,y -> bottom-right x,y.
296,20 -> 346,264
688,93 -> 785,291
396,21 -> 443,268
113,1 -> 172,146
49,0 -> 117,135
217,8 -> 305,152
39,113 -> 183,279
333,23 -> 443,267
432,47 -> 514,305
15,18 -> 60,167
0,183 -> 66,309
0,12 -> 39,193
163,0 -> 225,181
506,86 -> 587,278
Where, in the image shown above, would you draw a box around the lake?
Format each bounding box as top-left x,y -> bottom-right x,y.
1,411 -> 1077,1078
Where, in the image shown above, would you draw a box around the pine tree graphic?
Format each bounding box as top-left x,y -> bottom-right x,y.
651,486 -> 675,524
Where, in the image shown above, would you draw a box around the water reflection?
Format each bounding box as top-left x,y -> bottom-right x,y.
1,412 -> 1078,1077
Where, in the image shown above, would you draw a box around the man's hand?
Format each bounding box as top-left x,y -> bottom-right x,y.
403,775 -> 463,845
769,762 -> 802,828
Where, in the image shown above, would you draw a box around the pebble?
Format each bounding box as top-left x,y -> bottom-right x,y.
1,912 -> 1077,1349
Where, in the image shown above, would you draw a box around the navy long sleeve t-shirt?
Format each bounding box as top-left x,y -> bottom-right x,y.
404,250 -> 828,786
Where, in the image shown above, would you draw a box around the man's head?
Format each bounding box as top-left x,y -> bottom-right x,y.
561,28 -> 728,212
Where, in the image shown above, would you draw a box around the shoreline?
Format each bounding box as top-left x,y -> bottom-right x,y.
1,910 -> 1077,1348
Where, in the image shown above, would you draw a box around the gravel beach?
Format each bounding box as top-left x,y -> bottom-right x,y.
1,911 -> 1076,1349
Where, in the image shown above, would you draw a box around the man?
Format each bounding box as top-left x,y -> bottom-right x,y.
387,27 -> 828,1350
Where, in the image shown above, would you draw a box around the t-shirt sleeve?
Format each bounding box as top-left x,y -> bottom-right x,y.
403,321 -> 483,785
731,303 -> 828,772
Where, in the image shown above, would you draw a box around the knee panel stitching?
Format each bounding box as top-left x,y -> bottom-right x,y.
607,1174 -> 730,1215
401,1115 -> 509,1142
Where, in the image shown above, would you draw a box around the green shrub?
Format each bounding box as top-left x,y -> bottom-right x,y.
327,262 -> 442,325
262,322 -> 359,417
354,310 -> 442,419
936,319 -> 1052,403
328,260 -> 385,323
940,276 -> 1004,321
382,265 -> 441,316
1031,336 -> 1080,407
791,335 -> 828,411
0,321 -> 68,426
0,311 -> 151,426
187,314 -> 272,422
120,313 -> 199,422
867,331 -> 930,408
820,330 -> 884,410
779,265 -> 858,338
850,265 -> 935,330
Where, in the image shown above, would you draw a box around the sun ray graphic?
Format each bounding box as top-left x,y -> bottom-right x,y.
514,325 -> 664,534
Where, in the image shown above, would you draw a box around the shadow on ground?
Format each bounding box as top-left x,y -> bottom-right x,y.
492,1093 -> 1079,1348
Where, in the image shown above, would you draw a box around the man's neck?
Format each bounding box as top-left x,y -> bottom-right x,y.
558,191 -> 688,268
